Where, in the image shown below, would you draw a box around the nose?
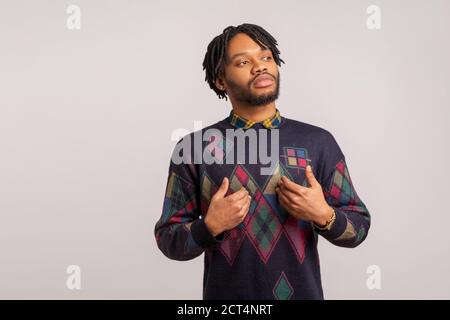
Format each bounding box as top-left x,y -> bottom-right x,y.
252,60 -> 268,75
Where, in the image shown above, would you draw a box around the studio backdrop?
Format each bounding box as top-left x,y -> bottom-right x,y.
0,0 -> 449,299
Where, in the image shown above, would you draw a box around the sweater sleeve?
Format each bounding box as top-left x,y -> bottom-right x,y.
154,136 -> 223,261
315,132 -> 371,248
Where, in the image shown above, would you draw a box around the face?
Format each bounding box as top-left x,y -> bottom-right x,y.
216,33 -> 280,106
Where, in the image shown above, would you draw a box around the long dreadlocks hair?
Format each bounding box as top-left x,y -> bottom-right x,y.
202,23 -> 285,101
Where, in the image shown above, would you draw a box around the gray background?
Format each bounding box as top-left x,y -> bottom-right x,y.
1,0 -> 449,299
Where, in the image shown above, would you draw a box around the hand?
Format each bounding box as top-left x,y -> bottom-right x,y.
204,177 -> 251,237
275,165 -> 334,226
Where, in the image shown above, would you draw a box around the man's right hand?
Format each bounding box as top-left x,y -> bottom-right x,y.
204,177 -> 251,237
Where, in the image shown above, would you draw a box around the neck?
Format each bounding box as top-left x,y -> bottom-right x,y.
230,101 -> 277,122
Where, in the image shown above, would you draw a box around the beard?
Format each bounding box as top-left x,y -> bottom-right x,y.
225,73 -> 280,107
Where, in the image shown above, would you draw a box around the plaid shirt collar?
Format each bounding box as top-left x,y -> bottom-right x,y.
227,108 -> 282,129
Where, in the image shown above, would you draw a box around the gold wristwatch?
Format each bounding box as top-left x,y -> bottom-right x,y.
314,207 -> 336,231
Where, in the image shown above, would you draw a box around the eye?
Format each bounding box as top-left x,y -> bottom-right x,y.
238,60 -> 249,66
263,56 -> 273,61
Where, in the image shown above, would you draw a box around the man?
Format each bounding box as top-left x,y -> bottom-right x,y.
154,23 -> 371,299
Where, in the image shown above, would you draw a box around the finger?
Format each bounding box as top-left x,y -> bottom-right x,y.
227,193 -> 249,215
305,165 -> 319,188
276,185 -> 298,203
238,195 -> 251,218
278,176 -> 302,194
226,187 -> 248,202
277,191 -> 293,211
234,192 -> 251,210
213,177 -> 229,199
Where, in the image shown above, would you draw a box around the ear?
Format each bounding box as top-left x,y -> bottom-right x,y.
215,78 -> 226,92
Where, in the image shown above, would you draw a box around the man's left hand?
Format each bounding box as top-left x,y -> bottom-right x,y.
275,165 -> 334,227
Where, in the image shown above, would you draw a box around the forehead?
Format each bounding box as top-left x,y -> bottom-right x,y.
226,33 -> 269,60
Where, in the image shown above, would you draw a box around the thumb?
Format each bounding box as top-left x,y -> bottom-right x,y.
213,177 -> 229,199
306,165 -> 319,188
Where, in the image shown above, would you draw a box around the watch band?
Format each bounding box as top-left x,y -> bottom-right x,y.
314,207 -> 336,231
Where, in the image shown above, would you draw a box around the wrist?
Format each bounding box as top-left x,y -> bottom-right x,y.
204,216 -> 221,237
314,206 -> 335,229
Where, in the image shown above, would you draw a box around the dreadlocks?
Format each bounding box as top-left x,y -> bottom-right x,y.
202,23 -> 285,100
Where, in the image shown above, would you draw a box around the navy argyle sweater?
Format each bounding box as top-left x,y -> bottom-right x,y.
154,111 -> 371,300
